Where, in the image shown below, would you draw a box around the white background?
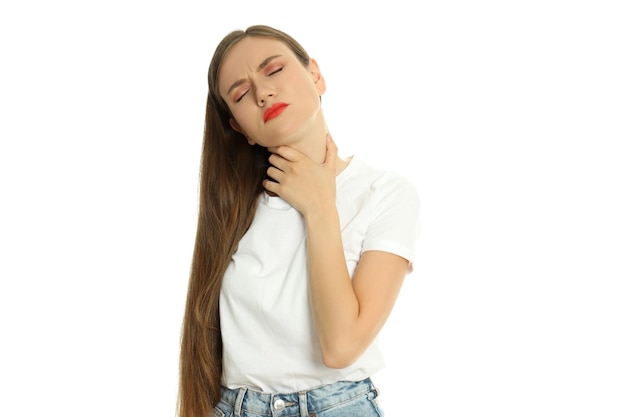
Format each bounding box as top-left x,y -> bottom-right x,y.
1,1 -> 624,416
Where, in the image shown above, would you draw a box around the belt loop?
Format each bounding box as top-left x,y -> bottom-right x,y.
234,387 -> 247,417
370,380 -> 380,399
298,391 -> 309,417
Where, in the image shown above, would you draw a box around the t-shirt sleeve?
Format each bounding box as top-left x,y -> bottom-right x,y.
361,173 -> 421,273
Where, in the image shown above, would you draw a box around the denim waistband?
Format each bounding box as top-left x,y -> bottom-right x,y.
219,378 -> 378,416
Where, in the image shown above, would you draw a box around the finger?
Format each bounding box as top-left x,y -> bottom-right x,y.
267,145 -> 301,162
323,133 -> 338,168
266,165 -> 284,182
263,179 -> 280,196
268,153 -> 289,171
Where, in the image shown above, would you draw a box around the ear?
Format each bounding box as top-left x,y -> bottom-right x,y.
229,118 -> 256,145
309,58 -> 326,96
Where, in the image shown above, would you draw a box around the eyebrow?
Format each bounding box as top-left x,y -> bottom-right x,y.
225,55 -> 283,96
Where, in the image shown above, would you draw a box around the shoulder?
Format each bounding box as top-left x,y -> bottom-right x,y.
345,156 -> 419,204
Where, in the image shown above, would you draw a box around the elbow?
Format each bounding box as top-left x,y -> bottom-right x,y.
320,345 -> 362,369
322,354 -> 356,369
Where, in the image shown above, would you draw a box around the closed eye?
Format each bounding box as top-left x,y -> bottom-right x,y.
267,66 -> 283,76
234,65 -> 282,102
235,90 -> 249,103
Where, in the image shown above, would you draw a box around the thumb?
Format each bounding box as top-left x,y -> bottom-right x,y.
323,133 -> 338,169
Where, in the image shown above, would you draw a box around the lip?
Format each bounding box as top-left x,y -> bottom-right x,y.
263,102 -> 288,123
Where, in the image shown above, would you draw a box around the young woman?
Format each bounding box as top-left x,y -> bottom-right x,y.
178,25 -> 420,417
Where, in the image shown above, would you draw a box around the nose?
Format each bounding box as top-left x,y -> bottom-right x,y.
256,85 -> 275,106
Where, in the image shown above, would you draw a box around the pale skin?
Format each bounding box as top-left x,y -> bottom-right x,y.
218,36 -> 410,368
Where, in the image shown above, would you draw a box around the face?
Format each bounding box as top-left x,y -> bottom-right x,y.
218,36 -> 326,148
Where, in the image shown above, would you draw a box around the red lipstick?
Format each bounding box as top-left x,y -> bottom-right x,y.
263,102 -> 288,123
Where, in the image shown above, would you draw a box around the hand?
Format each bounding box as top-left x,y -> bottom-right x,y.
263,134 -> 338,216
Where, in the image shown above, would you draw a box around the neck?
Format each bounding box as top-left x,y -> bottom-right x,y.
275,110 -> 349,175
287,113 -> 348,172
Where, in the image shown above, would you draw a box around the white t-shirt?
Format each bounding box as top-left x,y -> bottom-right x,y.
219,156 -> 420,392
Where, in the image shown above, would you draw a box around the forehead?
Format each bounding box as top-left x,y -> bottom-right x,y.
218,37 -> 294,85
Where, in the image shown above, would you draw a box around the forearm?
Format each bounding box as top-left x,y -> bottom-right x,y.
305,205 -> 362,368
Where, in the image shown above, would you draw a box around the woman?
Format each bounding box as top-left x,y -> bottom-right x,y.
179,25 -> 420,417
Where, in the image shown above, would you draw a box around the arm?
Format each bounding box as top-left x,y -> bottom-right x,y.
264,136 -> 411,368
306,204 -> 408,367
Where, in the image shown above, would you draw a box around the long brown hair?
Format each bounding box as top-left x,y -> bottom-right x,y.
178,25 -> 311,417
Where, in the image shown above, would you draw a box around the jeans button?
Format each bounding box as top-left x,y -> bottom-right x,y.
273,398 -> 285,410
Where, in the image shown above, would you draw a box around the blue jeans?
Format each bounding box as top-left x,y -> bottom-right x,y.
213,378 -> 384,417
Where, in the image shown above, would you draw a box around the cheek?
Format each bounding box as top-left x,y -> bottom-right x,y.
230,108 -> 249,126
230,110 -> 259,137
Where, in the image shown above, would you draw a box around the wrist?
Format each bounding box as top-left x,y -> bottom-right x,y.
304,203 -> 339,229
